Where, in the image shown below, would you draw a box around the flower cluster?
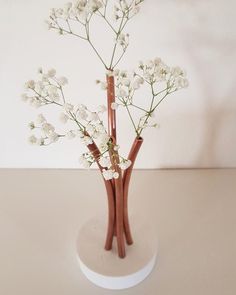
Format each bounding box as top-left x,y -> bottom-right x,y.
117,33 -> 129,49
27,114 -> 61,146
21,68 -> 68,108
113,0 -> 144,22
23,68 -> 132,179
46,1 -> 144,70
138,58 -> 188,90
47,0 -> 104,27
97,57 -> 188,136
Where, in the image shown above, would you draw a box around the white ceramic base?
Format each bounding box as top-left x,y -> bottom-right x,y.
76,216 -> 158,290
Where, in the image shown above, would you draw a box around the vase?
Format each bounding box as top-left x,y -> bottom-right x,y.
76,74 -> 158,289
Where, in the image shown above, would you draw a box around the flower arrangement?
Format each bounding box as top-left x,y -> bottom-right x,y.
22,0 -> 188,259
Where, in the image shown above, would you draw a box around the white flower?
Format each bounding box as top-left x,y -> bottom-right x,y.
31,99 -> 41,108
63,103 -> 74,112
47,68 -> 56,77
132,77 -> 144,90
99,157 -> 111,168
66,130 -> 76,139
113,171 -> 119,179
119,160 -> 132,170
87,0 -> 103,12
102,169 -> 119,180
25,80 -> 35,89
113,69 -> 120,76
64,2 -> 72,10
77,104 -> 87,111
111,102 -> 119,110
113,145 -> 120,151
36,137 -> 45,146
48,91 -> 60,102
59,113 -> 69,123
100,82 -> 107,90
96,105 -> 107,113
88,112 -> 99,122
28,135 -> 37,145
75,129 -> 84,138
35,81 -> 44,93
42,73 -> 50,81
79,155 -> 91,169
77,110 -> 88,120
106,70 -> 113,77
41,122 -> 55,135
86,124 -> 95,135
133,5 -> 140,14
95,123 -> 106,133
38,67 -> 43,74
176,77 -> 189,88
28,122 -> 35,130
81,136 -> 93,146
98,133 -> 110,145
48,132 -> 59,142
57,76 -> 68,86
117,88 -> 127,97
122,78 -> 131,86
171,66 -> 185,77
36,114 -> 46,124
102,169 -> 114,180
117,33 -> 129,47
47,85 -> 57,94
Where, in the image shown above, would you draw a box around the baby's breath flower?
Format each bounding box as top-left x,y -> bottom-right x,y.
102,169 -> 113,180
28,122 -> 35,130
48,131 -> 59,143
36,137 -> 45,146
66,130 -> 76,139
25,80 -> 35,89
81,135 -> 93,146
119,159 -> 132,170
59,113 -> 69,124
77,110 -> 88,120
100,82 -> 107,90
111,102 -> 119,110
36,114 -> 46,124
113,145 -> 120,151
47,68 -> 56,77
96,105 -> 107,113
88,112 -> 99,122
28,135 -> 37,145
41,122 -> 55,135
99,157 -> 111,168
57,76 -> 68,86
102,169 -> 120,180
79,155 -> 91,169
63,103 -> 74,112
113,172 -> 119,179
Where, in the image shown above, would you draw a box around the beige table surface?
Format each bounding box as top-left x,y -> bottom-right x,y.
0,169 -> 235,295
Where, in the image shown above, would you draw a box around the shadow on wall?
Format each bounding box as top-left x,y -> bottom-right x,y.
179,0 -> 236,167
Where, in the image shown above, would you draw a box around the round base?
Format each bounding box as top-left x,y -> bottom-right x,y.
76,216 -> 158,290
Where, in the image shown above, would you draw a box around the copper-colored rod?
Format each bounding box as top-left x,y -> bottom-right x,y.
106,73 -> 117,238
123,137 -> 144,245
87,141 -> 115,250
114,152 -> 126,258
106,74 -> 116,140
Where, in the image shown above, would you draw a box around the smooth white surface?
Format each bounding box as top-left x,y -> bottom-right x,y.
76,216 -> 157,289
0,169 -> 236,295
0,0 -> 236,168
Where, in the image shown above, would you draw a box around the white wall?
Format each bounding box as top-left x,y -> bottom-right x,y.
0,0 -> 235,168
